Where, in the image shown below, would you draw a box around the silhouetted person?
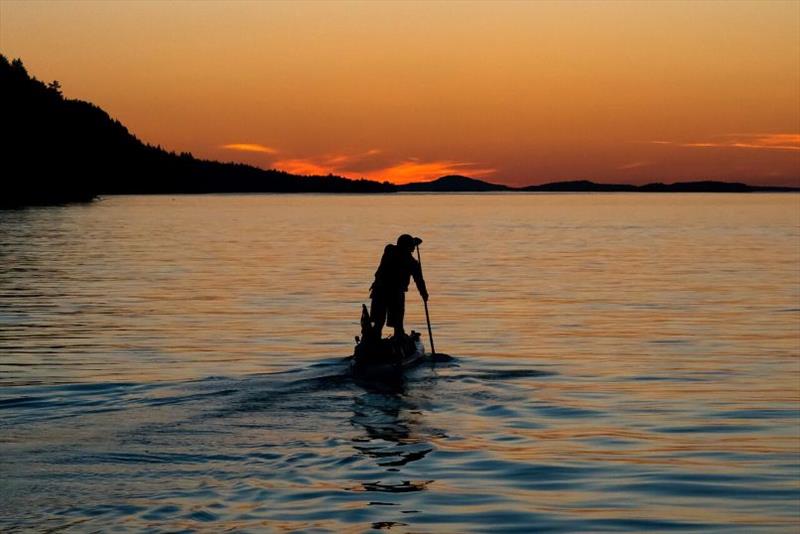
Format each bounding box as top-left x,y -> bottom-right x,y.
370,234 -> 429,339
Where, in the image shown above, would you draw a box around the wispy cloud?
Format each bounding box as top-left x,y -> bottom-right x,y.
270,158 -> 333,176
271,149 -> 382,176
219,143 -> 494,183
271,150 -> 494,183
221,143 -> 279,154
617,161 -> 650,170
650,133 -> 800,151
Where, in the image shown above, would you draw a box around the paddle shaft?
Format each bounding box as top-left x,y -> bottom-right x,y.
416,245 -> 436,355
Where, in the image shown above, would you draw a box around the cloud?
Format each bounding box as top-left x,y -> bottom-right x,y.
650,133 -> 800,151
221,143 -> 279,154
270,158 -> 334,176
271,149 -> 494,184
617,161 -> 650,170
271,149 -> 383,176
219,143 -> 495,183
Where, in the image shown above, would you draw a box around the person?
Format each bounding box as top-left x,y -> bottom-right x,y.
370,234 -> 429,339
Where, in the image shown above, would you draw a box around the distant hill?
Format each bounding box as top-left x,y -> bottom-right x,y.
1,55 -> 395,207
636,181 -> 794,193
400,177 -> 797,193
522,180 -> 636,192
399,175 -> 511,192
521,180 -> 798,193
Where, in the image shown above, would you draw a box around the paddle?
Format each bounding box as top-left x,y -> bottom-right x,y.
415,244 -> 436,355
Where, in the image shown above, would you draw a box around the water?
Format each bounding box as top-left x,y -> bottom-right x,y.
1,193 -> 798,532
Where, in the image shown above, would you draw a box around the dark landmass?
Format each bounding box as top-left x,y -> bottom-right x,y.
399,175 -> 511,192
523,180 -> 636,192
635,181 -> 798,193
1,55 -> 395,208
403,177 -> 798,193
523,179 -> 798,193
2,55 -> 796,208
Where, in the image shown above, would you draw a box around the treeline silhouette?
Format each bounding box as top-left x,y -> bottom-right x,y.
1,55 -> 395,207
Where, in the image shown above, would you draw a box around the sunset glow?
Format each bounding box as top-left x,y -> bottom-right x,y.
269,153 -> 496,183
2,0 -> 798,185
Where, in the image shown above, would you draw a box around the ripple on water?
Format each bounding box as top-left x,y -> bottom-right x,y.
2,194 -> 799,532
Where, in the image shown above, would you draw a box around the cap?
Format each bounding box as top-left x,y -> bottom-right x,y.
397,234 -> 422,248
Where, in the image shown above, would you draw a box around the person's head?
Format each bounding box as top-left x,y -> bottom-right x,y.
397,234 -> 421,253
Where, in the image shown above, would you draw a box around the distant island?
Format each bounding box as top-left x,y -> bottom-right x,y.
399,176 -> 797,193
399,175 -> 512,192
2,55 -> 796,208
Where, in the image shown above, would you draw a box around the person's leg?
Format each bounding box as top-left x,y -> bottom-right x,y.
370,293 -> 387,338
391,292 -> 406,338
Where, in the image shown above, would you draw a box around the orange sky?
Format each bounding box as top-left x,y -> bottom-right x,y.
1,0 -> 798,186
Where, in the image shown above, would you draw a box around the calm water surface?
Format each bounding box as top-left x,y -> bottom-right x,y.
1,194 -> 799,532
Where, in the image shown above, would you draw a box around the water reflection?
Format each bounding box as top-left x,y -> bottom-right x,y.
350,377 -> 436,492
